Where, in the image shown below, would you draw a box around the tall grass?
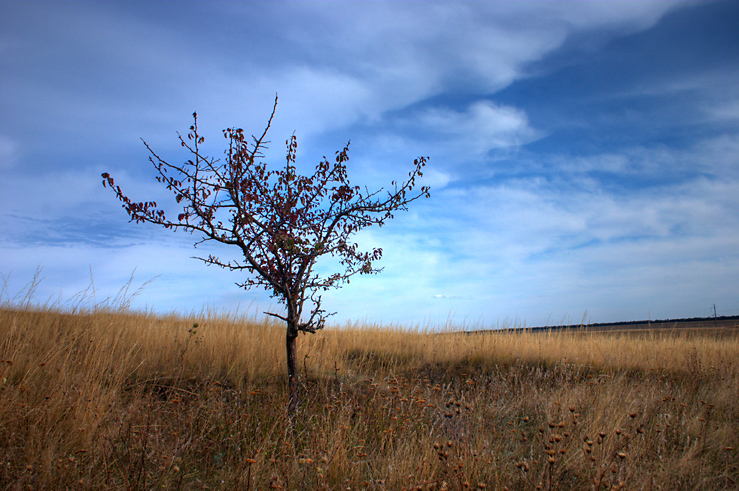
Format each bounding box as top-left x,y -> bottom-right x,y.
1,303 -> 737,490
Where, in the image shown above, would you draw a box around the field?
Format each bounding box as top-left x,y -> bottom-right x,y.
1,307 -> 737,490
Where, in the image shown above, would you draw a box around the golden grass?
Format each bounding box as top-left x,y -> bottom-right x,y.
1,306 -> 737,490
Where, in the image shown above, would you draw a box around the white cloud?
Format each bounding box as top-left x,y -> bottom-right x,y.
422,168 -> 452,190
406,101 -> 543,158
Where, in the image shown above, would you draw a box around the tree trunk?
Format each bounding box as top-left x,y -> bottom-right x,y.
286,323 -> 299,415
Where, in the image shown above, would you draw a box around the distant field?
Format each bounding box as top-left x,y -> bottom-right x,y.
592,316 -> 739,331
480,315 -> 739,335
1,307 -> 737,490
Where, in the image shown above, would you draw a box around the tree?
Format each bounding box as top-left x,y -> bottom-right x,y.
102,96 -> 429,413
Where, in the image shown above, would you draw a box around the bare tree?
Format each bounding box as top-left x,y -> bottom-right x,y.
102,96 -> 429,412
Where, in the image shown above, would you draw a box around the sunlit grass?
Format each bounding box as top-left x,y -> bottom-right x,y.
1,292 -> 737,489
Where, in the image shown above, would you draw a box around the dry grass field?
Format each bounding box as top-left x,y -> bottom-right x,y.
1,305 -> 737,490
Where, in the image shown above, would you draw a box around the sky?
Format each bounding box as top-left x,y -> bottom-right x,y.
1,0 -> 738,328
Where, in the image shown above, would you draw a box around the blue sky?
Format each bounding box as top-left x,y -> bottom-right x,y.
1,0 -> 738,327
